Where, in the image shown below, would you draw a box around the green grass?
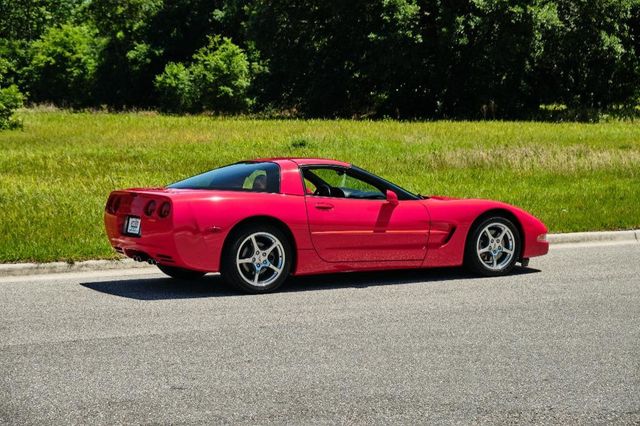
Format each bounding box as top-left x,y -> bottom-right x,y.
1,109 -> 639,263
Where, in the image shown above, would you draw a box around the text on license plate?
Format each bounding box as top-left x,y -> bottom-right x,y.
126,216 -> 141,235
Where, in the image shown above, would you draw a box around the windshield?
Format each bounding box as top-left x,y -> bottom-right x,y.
167,162 -> 280,193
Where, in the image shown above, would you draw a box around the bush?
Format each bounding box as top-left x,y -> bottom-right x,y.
190,36 -> 252,112
0,56 -> 24,129
154,37 -> 252,113
0,84 -> 24,130
25,24 -> 105,106
154,62 -> 196,113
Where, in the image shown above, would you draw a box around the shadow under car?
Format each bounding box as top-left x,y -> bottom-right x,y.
80,266 -> 540,301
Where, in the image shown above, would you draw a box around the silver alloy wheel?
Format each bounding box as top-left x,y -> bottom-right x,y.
476,222 -> 516,271
235,232 -> 286,287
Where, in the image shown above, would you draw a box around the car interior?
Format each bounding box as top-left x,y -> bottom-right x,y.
302,167 -> 387,200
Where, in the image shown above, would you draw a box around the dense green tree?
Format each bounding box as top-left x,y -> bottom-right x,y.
0,0 -> 638,117
24,24 -> 105,106
241,0 -> 639,118
87,0 -> 163,107
538,0 -> 640,112
413,0 -> 562,118
244,0 -> 424,117
0,0 -> 85,91
0,0 -> 83,41
88,0 -> 226,107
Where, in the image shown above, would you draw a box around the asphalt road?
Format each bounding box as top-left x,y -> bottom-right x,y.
1,242 -> 639,425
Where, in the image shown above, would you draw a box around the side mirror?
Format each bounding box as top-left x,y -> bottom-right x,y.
386,190 -> 399,205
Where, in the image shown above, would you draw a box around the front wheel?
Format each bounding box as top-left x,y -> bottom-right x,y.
465,216 -> 521,276
157,264 -> 206,280
221,224 -> 292,294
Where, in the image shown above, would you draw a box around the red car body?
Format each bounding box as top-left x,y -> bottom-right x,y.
104,158 -> 548,277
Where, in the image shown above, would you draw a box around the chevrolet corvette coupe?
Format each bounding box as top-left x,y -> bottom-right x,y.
105,158 -> 548,293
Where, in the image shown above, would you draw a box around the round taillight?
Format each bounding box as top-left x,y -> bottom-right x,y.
111,196 -> 121,213
144,200 -> 156,216
158,202 -> 171,218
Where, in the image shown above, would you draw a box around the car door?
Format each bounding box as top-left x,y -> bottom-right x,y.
303,167 -> 429,262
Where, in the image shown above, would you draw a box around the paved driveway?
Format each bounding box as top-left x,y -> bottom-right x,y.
1,242 -> 639,424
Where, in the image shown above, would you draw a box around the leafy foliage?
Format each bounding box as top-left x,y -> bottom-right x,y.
539,0 -> 640,111
0,0 -> 84,41
155,37 -> 253,113
154,62 -> 196,112
244,0 -> 424,117
0,56 -> 24,129
0,0 -> 638,118
87,0 -> 164,107
190,37 -> 253,112
24,24 -> 105,106
0,84 -> 23,129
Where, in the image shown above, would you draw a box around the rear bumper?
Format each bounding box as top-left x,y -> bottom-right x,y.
108,235 -> 180,265
104,212 -> 217,272
105,210 -> 182,266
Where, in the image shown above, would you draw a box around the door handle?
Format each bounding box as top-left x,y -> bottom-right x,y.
314,202 -> 334,210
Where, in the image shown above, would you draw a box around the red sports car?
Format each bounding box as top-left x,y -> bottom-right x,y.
105,158 -> 548,293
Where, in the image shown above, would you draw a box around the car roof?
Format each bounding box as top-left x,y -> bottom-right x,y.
253,157 -> 351,167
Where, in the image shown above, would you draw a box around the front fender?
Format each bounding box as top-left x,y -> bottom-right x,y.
422,198 -> 548,267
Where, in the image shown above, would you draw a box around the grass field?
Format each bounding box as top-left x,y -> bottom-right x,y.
1,109 -> 639,263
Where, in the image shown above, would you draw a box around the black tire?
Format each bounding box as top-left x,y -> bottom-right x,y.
221,223 -> 293,294
464,216 -> 521,276
157,264 -> 206,280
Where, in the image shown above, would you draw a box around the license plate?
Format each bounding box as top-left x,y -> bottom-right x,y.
125,216 -> 141,236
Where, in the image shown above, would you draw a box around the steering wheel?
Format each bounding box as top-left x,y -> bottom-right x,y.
330,187 -> 345,198
314,184 -> 332,197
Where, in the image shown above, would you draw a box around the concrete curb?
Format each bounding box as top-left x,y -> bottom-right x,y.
1,229 -> 638,277
0,259 -> 154,277
546,229 -> 639,244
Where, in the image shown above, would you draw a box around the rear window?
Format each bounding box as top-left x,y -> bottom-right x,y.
167,162 -> 280,193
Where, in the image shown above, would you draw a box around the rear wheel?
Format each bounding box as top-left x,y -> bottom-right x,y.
465,216 -> 521,276
221,224 -> 292,294
157,264 -> 206,280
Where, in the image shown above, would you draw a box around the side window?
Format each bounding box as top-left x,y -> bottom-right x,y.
304,168 -> 385,200
168,162 -> 279,193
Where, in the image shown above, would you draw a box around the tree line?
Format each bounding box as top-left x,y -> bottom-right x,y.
1,0 -> 639,123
